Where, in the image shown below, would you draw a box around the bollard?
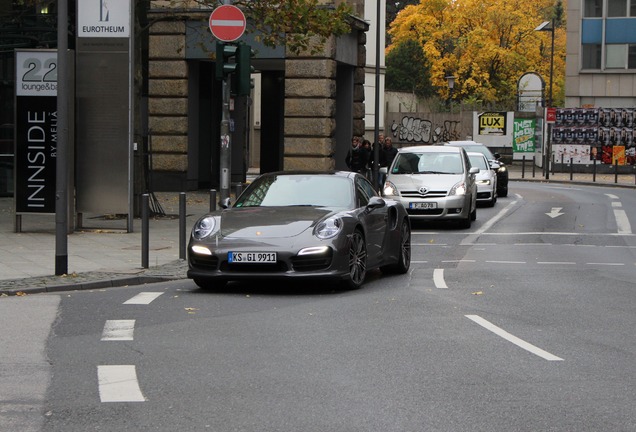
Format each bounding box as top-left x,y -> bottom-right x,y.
210,189 -> 217,212
521,156 -> 526,179
615,160 -> 619,184
593,159 -> 597,182
532,156 -> 536,178
234,182 -> 243,199
179,192 -> 186,260
569,158 -> 574,180
141,193 -> 149,269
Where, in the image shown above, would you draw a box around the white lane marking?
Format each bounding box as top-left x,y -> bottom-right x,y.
614,209 -> 632,234
411,260 -> 428,263
417,232 -> 635,237
586,262 -> 624,266
537,261 -> 576,265
465,197 -> 518,241
441,260 -> 476,263
465,315 -> 563,361
123,292 -> 164,305
433,268 -> 447,289
611,201 -> 622,208
605,193 -> 619,199
97,365 -> 146,402
101,320 -> 135,341
486,260 -> 526,264
515,243 -> 553,246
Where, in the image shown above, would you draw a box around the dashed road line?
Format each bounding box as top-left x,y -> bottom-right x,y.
433,268 -> 447,289
97,365 -> 146,402
101,320 -> 135,341
465,315 -> 563,361
123,292 -> 164,305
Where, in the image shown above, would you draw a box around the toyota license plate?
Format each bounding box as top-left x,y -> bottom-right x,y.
228,252 -> 277,263
410,202 -> 437,209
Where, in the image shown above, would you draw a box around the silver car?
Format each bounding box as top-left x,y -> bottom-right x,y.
381,145 -> 479,228
467,152 -> 497,207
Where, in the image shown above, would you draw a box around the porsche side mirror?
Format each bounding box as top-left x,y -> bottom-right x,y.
366,196 -> 386,211
219,197 -> 231,209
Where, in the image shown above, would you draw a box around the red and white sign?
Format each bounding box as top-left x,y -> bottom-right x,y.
209,5 -> 246,42
546,107 -> 556,123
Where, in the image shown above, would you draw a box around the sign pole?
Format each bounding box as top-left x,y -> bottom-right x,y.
220,77 -> 232,202
55,0 -> 69,275
209,4 -> 246,203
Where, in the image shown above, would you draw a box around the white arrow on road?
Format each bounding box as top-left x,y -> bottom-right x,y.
545,207 -> 564,218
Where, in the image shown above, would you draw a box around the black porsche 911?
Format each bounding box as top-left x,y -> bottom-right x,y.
187,171 -> 411,290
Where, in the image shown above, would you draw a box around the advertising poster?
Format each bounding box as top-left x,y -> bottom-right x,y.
513,118 -> 535,152
14,50 -> 57,213
478,112 -> 507,136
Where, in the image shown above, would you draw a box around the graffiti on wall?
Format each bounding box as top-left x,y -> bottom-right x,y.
390,116 -> 461,144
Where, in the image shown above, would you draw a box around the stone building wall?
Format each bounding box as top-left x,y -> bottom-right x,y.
147,17 -> 195,177
146,7 -> 366,186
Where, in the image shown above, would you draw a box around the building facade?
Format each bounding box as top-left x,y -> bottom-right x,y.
146,0 -> 377,191
566,0 -> 636,107
559,0 -> 636,168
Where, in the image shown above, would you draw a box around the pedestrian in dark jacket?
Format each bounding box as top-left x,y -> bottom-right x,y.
379,136 -> 398,184
345,136 -> 368,173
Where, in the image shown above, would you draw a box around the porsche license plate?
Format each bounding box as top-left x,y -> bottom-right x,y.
410,202 -> 437,209
228,252 -> 277,263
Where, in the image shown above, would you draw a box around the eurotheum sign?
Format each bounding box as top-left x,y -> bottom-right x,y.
77,0 -> 131,38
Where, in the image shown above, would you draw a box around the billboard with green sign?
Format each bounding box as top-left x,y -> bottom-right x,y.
513,118 -> 536,153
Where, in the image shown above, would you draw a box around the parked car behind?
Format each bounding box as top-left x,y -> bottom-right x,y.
467,152 -> 497,207
444,140 -> 508,197
381,145 -> 478,229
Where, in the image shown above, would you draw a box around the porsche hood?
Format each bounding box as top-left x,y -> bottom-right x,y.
218,206 -> 338,239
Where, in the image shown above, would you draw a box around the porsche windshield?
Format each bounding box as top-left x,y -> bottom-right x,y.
234,175 -> 354,208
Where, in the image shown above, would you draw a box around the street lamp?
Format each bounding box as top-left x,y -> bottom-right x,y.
445,75 -> 456,112
535,19 -> 555,179
534,19 -> 554,107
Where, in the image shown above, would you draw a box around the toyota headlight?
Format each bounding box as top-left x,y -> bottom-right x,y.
315,216 -> 343,239
193,216 -> 218,239
477,179 -> 491,185
449,181 -> 467,196
383,181 -> 399,197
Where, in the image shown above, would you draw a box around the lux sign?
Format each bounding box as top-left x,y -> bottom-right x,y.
478,112 -> 507,136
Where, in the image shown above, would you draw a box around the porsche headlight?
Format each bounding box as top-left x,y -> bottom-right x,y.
193,216 -> 217,239
498,166 -> 507,172
383,181 -> 399,197
449,181 -> 467,196
315,216 -> 343,239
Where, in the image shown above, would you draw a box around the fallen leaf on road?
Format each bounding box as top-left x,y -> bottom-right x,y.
472,291 -> 483,295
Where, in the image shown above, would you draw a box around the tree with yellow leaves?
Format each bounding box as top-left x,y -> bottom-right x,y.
388,0 -> 566,108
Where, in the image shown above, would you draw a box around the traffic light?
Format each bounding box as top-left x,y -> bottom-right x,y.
215,41 -> 238,80
234,43 -> 255,96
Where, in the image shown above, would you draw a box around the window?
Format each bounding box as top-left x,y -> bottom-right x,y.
608,0 -> 628,16
582,44 -> 602,69
629,44 -> 636,67
606,44 -> 627,67
584,0 -> 603,16
631,0 -> 636,16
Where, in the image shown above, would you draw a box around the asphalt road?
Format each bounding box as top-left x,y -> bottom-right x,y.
3,181 -> 636,432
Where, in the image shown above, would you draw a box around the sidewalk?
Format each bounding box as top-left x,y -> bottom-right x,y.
0,191 -> 213,295
1,165 -> 635,295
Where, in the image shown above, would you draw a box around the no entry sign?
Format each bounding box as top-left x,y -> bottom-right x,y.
209,5 -> 246,42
